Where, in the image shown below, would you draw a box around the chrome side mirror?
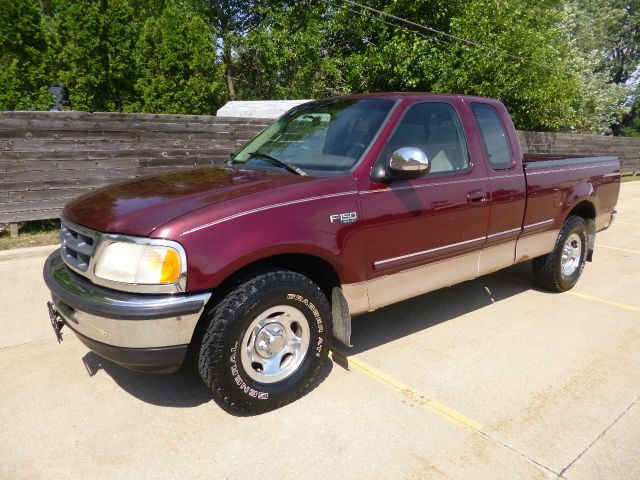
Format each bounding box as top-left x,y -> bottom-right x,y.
388,147 -> 430,180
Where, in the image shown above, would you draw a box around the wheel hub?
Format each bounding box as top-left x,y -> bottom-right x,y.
240,305 -> 311,384
255,323 -> 286,358
561,233 -> 582,276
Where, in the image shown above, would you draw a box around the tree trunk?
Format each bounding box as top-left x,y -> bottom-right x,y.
223,37 -> 236,101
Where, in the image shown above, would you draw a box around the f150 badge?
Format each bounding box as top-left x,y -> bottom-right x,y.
329,212 -> 357,224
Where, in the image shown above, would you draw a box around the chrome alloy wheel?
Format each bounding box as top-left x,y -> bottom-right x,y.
240,305 -> 311,384
561,233 -> 583,277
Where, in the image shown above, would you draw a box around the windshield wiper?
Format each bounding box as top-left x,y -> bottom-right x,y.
242,152 -> 307,176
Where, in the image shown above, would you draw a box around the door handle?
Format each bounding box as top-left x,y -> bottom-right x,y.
467,190 -> 488,205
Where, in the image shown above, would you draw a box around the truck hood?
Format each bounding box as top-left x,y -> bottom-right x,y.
63,167 -> 314,236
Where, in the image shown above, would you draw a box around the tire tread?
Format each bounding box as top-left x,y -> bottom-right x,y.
532,215 -> 587,292
197,269 -> 331,414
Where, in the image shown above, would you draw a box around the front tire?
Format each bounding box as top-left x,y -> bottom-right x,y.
532,215 -> 588,292
197,269 -> 331,414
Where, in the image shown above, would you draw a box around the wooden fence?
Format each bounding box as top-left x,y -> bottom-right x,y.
0,112 -> 269,223
517,130 -> 640,171
1,111 -> 639,224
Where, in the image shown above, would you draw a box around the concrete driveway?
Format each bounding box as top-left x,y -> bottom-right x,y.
1,182 -> 639,480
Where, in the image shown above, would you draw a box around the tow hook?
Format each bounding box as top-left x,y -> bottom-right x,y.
47,301 -> 64,343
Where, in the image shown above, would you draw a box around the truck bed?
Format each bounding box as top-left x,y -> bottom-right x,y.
523,154 -> 618,168
521,154 -> 620,256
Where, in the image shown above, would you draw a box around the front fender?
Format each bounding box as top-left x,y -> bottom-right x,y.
154,179 -> 365,291
198,241 -> 347,290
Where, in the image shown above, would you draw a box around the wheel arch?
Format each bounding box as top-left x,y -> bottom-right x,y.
189,250 -> 346,350
564,199 -> 596,261
566,199 -> 596,222
230,252 -> 342,300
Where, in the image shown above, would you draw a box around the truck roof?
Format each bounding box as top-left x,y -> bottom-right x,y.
313,92 -> 502,103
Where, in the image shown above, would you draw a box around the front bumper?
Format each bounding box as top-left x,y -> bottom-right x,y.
43,251 -> 211,373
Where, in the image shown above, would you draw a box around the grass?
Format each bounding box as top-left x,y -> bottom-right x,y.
622,174 -> 640,183
0,219 -> 60,251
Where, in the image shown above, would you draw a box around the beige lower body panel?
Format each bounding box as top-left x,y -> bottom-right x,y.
347,251 -> 479,313
343,231 -> 561,315
478,241 -> 517,276
515,230 -> 560,263
341,282 -> 370,315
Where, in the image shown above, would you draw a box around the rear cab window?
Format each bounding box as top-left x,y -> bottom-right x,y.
470,103 -> 513,170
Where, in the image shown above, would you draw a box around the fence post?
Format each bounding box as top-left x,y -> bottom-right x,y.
9,223 -> 19,238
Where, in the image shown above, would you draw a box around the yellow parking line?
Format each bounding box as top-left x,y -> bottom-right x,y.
498,273 -> 640,313
565,291 -> 640,313
596,244 -> 640,254
330,349 -> 482,430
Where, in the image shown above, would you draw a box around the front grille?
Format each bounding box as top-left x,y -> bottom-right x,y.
60,220 -> 96,272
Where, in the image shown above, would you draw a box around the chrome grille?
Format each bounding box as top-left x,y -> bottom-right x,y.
60,220 -> 96,272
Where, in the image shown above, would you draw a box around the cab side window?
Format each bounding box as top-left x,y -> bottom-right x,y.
386,102 -> 470,174
471,103 -> 513,170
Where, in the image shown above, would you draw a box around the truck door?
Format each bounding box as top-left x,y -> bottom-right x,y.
359,100 -> 491,311
468,101 -> 527,275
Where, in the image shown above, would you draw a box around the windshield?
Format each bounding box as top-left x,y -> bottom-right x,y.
232,98 -> 395,175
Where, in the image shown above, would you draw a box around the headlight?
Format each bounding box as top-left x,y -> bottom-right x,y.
94,242 -> 183,285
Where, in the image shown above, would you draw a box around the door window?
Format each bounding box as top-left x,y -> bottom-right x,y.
470,103 -> 513,170
386,102 -> 470,174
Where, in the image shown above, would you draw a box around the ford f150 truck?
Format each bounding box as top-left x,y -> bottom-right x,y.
44,93 -> 620,413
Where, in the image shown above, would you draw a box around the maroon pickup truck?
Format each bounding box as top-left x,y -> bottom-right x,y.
44,93 -> 620,413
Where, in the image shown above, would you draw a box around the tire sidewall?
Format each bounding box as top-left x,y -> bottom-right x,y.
215,276 -> 330,409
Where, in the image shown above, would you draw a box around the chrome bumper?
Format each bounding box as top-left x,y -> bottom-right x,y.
43,251 -> 211,372
596,209 -> 618,232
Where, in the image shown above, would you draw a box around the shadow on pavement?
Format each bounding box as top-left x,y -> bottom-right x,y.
79,261 -> 536,409
348,261 -> 536,356
82,352 -> 212,408
81,343 -> 333,414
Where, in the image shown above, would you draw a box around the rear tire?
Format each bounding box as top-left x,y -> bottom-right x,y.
197,269 -> 331,414
532,215 -> 588,292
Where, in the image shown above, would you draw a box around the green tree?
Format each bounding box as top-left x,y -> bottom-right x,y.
0,0 -> 52,110
130,3 -> 225,114
3,0 -> 636,130
235,0 -> 584,131
564,0 -> 639,132
443,0 -> 582,131
603,0 -> 639,85
197,0 -> 268,101
600,0 -> 639,135
51,0 -> 141,111
621,114 -> 640,137
233,2 -> 349,99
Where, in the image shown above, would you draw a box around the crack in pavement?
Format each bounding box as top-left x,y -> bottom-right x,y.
334,350 -> 562,477
558,394 -> 640,478
475,429 -> 561,478
0,336 -> 58,351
